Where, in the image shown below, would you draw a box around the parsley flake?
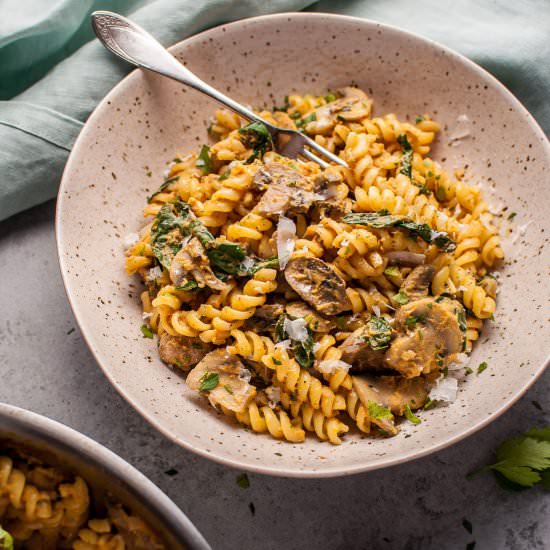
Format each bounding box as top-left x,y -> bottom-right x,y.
140,324 -> 154,339
477,362 -> 488,375
393,291 -> 409,306
405,404 -> 421,425
236,473 -> 250,489
199,371 -> 219,392
367,401 -> 393,420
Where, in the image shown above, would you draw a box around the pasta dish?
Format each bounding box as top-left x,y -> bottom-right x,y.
124,87 -> 503,445
0,448 -> 164,549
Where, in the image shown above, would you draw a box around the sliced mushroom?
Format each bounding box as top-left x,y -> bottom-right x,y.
253,163 -> 316,217
353,374 -> 429,419
384,297 -> 464,378
305,87 -> 372,134
339,326 -> 387,372
400,264 -> 435,301
186,349 -> 256,414
332,311 -> 370,333
158,333 -> 211,371
243,303 -> 285,332
284,257 -> 349,316
286,301 -> 336,332
169,237 -> 229,292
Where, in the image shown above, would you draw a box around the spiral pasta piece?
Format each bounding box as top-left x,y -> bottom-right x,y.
279,395 -> 349,445
227,330 -> 276,362
262,348 -> 346,417
314,335 -> 353,392
234,402 -> 305,443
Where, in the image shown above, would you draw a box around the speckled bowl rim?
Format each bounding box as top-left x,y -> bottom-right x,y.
0,403 -> 211,548
56,12 -> 550,478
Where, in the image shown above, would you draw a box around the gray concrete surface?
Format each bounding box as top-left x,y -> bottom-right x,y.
0,201 -> 548,550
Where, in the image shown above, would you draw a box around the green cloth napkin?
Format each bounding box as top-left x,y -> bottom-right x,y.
0,0 -> 548,222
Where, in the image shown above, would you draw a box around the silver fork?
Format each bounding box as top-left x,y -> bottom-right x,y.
91,11 -> 348,169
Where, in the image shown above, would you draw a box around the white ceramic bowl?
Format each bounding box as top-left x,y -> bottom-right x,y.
56,13 -> 550,477
0,403 -> 210,548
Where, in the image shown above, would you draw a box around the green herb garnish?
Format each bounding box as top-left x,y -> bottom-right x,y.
424,398 -> 435,410
343,211 -> 456,252
236,473 -> 250,489
0,527 -> 13,550
224,384 -> 234,394
366,316 -> 392,350
397,134 -> 413,179
199,371 -> 219,392
219,168 -> 231,181
507,212 -> 517,221
470,427 -> 550,489
239,121 -> 274,163
140,324 -> 154,339
405,404 -> 421,425
415,115 -> 425,124
196,145 -> 213,174
393,290 -> 409,306
405,315 -> 426,328
384,266 -> 400,277
416,183 -> 431,195
477,362 -> 488,375
324,92 -> 337,103
367,401 -> 393,420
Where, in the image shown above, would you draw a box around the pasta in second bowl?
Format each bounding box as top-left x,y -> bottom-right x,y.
57,13 -> 550,476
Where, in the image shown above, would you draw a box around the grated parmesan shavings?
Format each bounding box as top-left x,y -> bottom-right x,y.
277,216 -> 296,270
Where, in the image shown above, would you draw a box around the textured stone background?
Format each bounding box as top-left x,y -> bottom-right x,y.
0,202 -> 548,550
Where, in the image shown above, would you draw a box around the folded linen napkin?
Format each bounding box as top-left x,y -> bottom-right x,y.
0,0 -> 548,222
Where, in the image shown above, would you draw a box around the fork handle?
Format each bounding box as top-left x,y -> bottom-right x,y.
91,11 -> 271,129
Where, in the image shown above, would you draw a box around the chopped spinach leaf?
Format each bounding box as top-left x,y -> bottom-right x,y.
274,314 -> 315,369
343,211 -> 456,252
397,134 -> 413,179
196,145 -> 213,174
207,242 -> 246,275
175,280 -> 199,292
239,256 -> 279,276
239,121 -> 274,163
147,175 -> 179,203
150,199 -> 193,268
